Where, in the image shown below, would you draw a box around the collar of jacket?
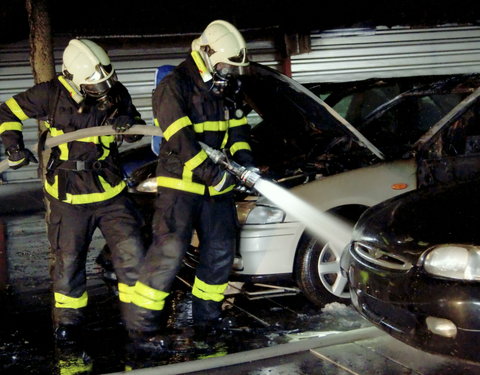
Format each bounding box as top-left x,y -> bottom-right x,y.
184,54 -> 215,94
57,75 -> 84,104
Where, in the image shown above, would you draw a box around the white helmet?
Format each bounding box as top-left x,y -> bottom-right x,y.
192,20 -> 249,78
62,39 -> 117,98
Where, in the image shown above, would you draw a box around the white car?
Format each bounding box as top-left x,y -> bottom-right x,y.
120,65 -> 480,306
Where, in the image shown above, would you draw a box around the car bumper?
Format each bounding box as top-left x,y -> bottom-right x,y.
344,244 -> 480,362
235,221 -> 303,276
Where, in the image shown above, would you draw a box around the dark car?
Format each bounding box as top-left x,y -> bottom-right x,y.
341,177 -> 480,363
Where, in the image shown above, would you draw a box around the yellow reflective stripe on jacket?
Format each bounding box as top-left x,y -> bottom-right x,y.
230,141 -> 251,156
54,291 -> 88,309
118,283 -> 134,303
157,176 -> 205,195
5,98 -> 29,121
75,135 -> 115,160
131,281 -> 169,311
154,118 -> 160,127
193,120 -> 229,133
8,158 -> 25,166
44,121 -> 69,160
184,150 -> 208,171
182,150 -> 208,181
45,175 -> 126,204
208,184 -> 235,196
192,277 -> 228,302
163,116 -> 192,141
0,121 -> 23,134
229,117 -> 248,127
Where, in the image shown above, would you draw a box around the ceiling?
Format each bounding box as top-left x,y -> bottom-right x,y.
1,0 -> 480,45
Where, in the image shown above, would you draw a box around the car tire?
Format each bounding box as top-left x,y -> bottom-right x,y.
294,232 -> 351,307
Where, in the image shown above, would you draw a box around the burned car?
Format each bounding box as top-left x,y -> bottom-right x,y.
341,177 -> 480,363
116,63 -> 480,307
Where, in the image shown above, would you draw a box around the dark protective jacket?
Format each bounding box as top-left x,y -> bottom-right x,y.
152,51 -> 254,196
0,76 -> 145,204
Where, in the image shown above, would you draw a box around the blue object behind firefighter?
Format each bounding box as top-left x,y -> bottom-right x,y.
151,65 -> 176,155
121,65 -> 175,186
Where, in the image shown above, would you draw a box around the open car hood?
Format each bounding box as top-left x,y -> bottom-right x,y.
240,63 -> 384,177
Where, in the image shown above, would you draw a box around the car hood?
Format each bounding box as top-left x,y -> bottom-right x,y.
352,179 -> 480,259
241,63 -> 382,176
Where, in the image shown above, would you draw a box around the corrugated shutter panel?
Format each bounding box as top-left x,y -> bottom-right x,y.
0,38 -> 279,184
292,25 -> 480,84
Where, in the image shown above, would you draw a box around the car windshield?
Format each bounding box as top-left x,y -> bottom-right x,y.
316,75 -> 480,160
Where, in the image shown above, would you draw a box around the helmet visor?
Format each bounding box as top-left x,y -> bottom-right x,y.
81,64 -> 117,97
215,62 -> 248,79
227,48 -> 248,66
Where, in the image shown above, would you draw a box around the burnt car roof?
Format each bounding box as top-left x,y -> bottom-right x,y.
352,178 -> 480,259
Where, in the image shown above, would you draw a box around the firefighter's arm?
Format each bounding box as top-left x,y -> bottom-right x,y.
153,78 -> 225,186
0,83 -> 49,169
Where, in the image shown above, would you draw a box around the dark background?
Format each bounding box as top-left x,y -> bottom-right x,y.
1,0 -> 480,44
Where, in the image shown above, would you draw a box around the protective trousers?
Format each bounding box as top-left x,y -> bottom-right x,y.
129,188 -> 237,335
47,193 -> 145,330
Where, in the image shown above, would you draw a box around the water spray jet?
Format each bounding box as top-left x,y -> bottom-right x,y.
200,143 -> 353,251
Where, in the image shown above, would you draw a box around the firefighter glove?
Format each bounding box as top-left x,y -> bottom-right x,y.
109,115 -> 134,133
213,171 -> 236,192
6,146 -> 38,170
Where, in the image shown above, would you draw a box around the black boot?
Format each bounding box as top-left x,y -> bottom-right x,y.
128,330 -> 171,353
54,324 -> 84,346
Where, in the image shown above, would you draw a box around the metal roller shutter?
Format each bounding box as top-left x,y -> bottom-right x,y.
291,25 -> 480,84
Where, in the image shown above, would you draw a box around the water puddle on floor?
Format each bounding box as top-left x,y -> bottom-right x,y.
0,270 -> 368,374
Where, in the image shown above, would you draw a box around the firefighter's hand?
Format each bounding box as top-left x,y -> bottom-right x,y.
213,171 -> 237,192
234,184 -> 255,195
7,147 -> 38,170
109,115 -> 134,133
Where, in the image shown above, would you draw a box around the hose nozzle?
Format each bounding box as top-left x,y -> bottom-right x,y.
199,142 -> 261,189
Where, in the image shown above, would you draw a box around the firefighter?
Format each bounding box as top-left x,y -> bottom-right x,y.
0,39 -> 146,344
127,20 -> 256,350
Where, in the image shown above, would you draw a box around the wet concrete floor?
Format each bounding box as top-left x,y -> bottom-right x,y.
2,211 -> 480,375
0,211 -> 371,374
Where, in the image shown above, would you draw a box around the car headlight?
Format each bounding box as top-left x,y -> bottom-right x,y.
236,201 -> 285,225
423,245 -> 480,280
135,177 -> 157,193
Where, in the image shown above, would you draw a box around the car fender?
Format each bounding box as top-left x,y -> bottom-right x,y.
237,159 -> 417,276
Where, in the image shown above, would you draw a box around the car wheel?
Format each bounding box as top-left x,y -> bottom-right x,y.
295,233 -> 350,306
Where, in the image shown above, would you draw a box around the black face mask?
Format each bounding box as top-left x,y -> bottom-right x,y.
217,76 -> 246,119
77,92 -> 117,114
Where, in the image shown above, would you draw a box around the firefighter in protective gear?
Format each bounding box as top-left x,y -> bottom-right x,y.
128,20 -> 255,345
0,38 -> 147,343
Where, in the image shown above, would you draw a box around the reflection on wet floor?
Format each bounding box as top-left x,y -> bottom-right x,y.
0,274 -> 366,375
0,266 -> 369,374
0,211 -> 370,374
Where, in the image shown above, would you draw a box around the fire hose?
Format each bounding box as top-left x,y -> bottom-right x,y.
0,125 -> 163,174
0,127 -> 261,190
